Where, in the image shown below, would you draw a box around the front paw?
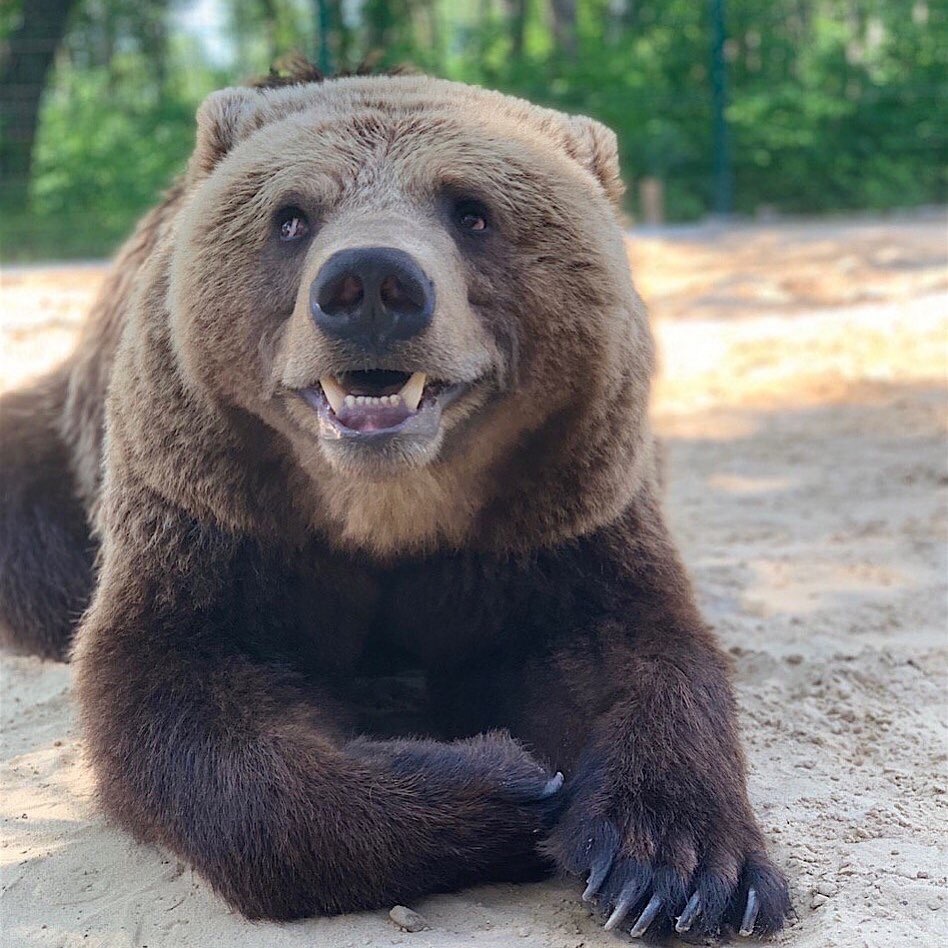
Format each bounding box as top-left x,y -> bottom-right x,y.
348,730 -> 563,806
347,730 -> 563,884
545,781 -> 791,942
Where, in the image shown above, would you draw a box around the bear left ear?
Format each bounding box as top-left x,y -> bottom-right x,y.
190,87 -> 267,176
564,116 -> 625,208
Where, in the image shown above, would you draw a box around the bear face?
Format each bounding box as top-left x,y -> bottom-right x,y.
157,77 -> 654,554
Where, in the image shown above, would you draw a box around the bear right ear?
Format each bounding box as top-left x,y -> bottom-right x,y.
190,87 -> 267,175
564,115 -> 625,208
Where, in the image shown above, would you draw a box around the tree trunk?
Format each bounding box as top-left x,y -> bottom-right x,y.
328,0 -> 353,72
550,0 -> 578,61
260,0 -> 280,68
0,0 -> 79,208
506,0 -> 528,62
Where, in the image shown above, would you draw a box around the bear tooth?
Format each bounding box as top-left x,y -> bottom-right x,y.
399,372 -> 426,411
344,394 -> 356,407
319,376 -> 346,415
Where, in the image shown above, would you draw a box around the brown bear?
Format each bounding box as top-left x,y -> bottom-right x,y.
0,72 -> 791,940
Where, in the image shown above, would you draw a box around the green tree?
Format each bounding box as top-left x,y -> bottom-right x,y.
0,0 -> 79,209
2,0 -> 945,260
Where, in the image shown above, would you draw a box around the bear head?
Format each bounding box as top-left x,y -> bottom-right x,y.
144,76 -> 655,555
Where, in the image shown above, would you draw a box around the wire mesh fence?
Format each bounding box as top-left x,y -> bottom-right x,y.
1,0 -> 945,259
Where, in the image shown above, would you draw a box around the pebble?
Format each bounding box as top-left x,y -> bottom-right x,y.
389,905 -> 429,932
811,894 -> 830,908
816,881 -> 839,897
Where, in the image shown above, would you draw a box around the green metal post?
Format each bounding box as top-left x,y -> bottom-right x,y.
314,0 -> 333,75
709,0 -> 733,216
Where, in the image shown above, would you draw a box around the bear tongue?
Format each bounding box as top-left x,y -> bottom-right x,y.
336,401 -> 413,433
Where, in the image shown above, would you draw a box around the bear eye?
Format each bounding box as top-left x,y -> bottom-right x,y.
455,200 -> 489,234
276,207 -> 310,243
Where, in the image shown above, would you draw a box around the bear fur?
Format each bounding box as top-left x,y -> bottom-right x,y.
0,74 -> 790,940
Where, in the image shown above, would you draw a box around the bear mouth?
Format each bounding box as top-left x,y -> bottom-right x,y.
300,369 -> 468,440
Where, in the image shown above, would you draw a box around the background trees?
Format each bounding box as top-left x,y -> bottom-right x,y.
1,0 -> 945,259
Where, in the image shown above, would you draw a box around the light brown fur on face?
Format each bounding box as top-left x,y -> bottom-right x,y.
0,74 -> 790,940
125,75 -> 656,557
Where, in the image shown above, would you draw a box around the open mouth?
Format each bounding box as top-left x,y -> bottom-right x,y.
300,369 -> 468,440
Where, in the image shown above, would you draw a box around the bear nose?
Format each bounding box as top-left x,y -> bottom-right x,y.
309,247 -> 435,352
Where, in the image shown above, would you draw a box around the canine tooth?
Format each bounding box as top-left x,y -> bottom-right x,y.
399,372 -> 426,411
319,376 -> 346,415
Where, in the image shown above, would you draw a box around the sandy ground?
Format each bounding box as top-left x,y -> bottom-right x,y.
1,213 -> 946,947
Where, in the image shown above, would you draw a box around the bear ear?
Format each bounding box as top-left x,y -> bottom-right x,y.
190,87 -> 267,175
564,115 -> 625,208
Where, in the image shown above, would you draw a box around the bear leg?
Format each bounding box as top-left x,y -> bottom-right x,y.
75,494 -> 562,919
0,373 -> 96,660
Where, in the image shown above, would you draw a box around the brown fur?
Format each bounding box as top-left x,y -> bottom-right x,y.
0,76 -> 789,940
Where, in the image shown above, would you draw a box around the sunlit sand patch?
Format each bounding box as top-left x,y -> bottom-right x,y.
707,473 -> 795,495
741,559 -> 916,618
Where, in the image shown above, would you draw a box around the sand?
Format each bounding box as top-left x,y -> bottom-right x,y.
1,213 -> 946,947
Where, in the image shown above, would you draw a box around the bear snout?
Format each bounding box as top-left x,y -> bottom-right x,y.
310,246 -> 435,355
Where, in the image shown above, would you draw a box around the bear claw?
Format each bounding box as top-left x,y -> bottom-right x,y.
602,877 -> 648,930
629,893 -> 664,938
739,886 -> 760,937
675,891 -> 701,933
540,772 -> 565,799
582,853 -> 614,902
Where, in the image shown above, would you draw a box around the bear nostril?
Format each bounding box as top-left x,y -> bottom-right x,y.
320,274 -> 364,316
379,274 -> 424,316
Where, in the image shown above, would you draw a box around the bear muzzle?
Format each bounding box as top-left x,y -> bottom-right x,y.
310,246 -> 435,355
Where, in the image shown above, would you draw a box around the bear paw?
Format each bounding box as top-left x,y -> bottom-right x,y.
547,811 -> 791,943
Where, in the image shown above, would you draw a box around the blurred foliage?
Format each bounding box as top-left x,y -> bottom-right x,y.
1,0 -> 945,260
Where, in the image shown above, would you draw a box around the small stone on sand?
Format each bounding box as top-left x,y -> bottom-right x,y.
389,905 -> 429,932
